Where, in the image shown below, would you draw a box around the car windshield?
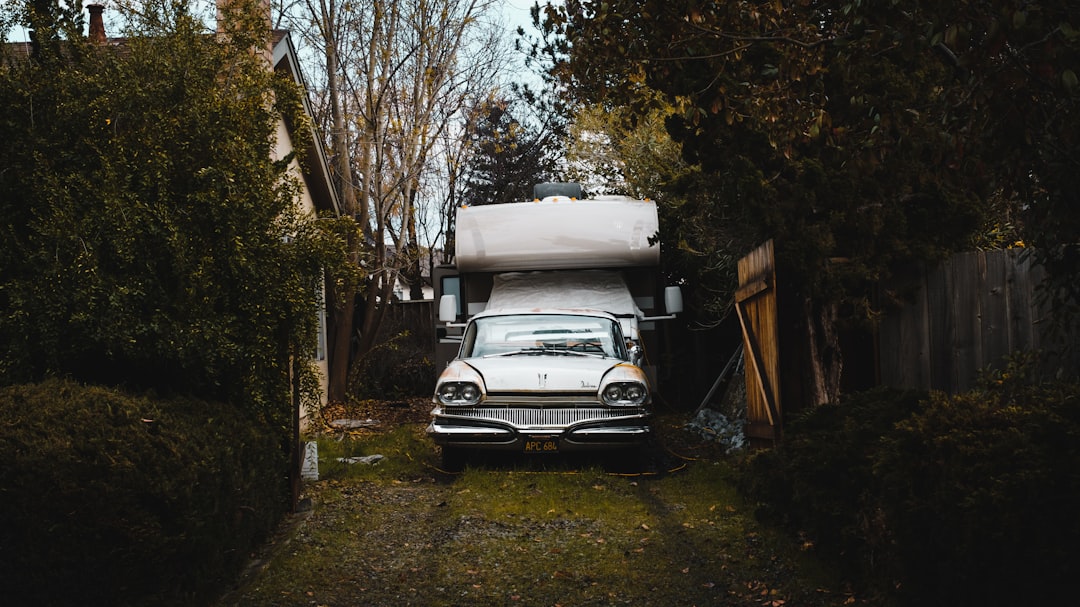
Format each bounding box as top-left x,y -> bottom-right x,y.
461,314 -> 626,360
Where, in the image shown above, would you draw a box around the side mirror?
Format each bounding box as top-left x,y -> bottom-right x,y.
664,286 -> 683,315
628,344 -> 644,366
438,294 -> 458,323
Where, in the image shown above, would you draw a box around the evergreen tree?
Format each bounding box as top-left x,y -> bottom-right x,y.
460,98 -> 560,205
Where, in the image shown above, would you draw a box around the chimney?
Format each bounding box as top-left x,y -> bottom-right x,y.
87,4 -> 106,44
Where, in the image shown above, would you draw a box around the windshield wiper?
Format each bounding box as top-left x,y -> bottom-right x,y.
484,346 -> 601,358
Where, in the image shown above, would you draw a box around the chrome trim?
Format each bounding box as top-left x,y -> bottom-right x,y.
482,393 -> 596,405
440,406 -> 643,429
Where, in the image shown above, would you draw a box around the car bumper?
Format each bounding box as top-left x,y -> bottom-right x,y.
428,406 -> 651,451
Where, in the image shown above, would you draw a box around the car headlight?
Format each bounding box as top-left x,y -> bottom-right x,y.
600,381 -> 648,406
437,381 -> 482,406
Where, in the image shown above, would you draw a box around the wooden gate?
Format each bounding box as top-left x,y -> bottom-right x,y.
736,239 -> 782,442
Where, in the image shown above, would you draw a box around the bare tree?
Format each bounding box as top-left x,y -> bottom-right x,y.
287,0 -> 508,400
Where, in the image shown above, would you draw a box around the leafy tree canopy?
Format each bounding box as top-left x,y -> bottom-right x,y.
0,1 -> 348,421
539,0 -> 1078,327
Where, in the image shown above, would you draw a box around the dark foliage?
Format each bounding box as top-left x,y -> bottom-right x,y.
349,320 -> 436,400
740,355 -> 1080,605
0,379 -> 289,606
875,359 -> 1080,605
460,98 -> 560,205
0,1 -> 338,421
740,388 -> 927,585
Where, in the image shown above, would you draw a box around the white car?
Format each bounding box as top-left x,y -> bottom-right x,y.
428,309 -> 652,468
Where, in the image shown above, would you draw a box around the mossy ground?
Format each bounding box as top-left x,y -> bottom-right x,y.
217,407 -> 869,607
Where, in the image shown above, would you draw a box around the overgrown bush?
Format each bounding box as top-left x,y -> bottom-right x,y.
0,1 -> 341,421
0,379 -> 289,606
739,387 -> 927,585
740,356 -> 1080,606
875,359 -> 1080,605
349,325 -> 435,400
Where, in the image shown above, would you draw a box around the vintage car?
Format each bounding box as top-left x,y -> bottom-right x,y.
428,308 -> 652,468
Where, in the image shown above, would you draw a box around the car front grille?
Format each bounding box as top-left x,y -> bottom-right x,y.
447,406 -> 642,429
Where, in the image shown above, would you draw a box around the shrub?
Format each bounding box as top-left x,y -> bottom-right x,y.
0,379 -> 289,606
0,1 -> 337,422
740,356 -> 1080,606
739,387 -> 927,584
349,327 -> 435,400
875,361 -> 1080,605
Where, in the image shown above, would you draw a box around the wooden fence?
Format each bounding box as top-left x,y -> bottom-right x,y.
730,244 -> 1075,444
387,299 -> 435,346
877,248 -> 1068,393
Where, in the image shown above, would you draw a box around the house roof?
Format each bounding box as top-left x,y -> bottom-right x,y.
271,30 -> 342,217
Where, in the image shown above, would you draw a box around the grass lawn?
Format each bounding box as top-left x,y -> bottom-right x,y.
219,415 -> 870,607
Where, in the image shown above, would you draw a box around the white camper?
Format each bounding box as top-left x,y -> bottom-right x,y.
429,184 -> 682,467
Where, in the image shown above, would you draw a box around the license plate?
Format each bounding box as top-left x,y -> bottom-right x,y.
523,438 -> 559,453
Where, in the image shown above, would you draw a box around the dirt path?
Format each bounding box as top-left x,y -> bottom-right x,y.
216,405 -> 862,607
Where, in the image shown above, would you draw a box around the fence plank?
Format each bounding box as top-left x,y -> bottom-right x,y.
1005,249 -> 1035,353
949,252 -> 983,392
924,260 -> 953,391
890,266 -> 931,389
980,251 -> 1010,371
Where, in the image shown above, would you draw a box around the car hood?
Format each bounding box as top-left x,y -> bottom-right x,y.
462,355 -> 626,392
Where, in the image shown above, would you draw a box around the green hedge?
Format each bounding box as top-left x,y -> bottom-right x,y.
0,379 -> 289,606
740,358 -> 1080,606
740,387 -> 927,585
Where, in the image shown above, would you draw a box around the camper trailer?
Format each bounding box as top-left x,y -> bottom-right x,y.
429,184 -> 682,467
